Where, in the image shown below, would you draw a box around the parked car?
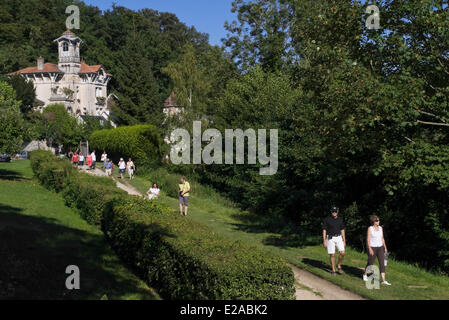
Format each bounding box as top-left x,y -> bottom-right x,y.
0,154 -> 11,162
15,151 -> 28,159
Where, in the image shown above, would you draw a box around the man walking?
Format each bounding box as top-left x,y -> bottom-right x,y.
322,206 -> 346,276
179,177 -> 190,217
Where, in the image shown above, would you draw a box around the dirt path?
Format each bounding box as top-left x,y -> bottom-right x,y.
80,167 -> 366,300
82,168 -> 142,196
290,264 -> 366,300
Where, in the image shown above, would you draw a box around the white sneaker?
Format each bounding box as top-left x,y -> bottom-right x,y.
363,274 -> 368,281
381,281 -> 391,286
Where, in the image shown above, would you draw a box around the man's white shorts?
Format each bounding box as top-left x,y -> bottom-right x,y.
327,235 -> 345,254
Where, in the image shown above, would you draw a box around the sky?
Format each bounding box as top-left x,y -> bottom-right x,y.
83,0 -> 237,46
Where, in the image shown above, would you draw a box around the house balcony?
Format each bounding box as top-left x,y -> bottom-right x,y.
49,94 -> 75,102
96,97 -> 106,106
58,56 -> 81,63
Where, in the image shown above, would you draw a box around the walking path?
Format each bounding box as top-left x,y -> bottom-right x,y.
80,166 -> 366,300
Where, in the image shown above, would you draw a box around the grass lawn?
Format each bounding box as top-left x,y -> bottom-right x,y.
0,160 -> 159,300
126,169 -> 449,300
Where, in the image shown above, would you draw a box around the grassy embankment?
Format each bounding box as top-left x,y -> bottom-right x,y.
0,160 -> 159,300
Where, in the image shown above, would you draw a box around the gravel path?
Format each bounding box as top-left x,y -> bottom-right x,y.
80,167 -> 366,300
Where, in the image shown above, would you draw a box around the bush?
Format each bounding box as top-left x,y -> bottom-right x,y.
103,196 -> 295,300
29,150 -> 74,192
90,125 -> 163,169
62,174 -> 126,226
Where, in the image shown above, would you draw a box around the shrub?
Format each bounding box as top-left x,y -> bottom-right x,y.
29,150 -> 74,192
63,174 -> 126,226
90,125 -> 163,169
103,196 -> 295,300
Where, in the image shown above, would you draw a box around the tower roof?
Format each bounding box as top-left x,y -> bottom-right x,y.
61,29 -> 77,38
54,29 -> 82,43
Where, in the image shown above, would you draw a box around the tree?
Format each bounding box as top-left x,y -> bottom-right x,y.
223,0 -> 295,72
162,44 -> 212,117
113,31 -> 163,125
40,104 -> 84,150
8,74 -> 36,114
0,81 -> 25,154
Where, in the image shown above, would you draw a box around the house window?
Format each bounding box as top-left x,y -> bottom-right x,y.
95,87 -> 102,97
63,42 -> 69,51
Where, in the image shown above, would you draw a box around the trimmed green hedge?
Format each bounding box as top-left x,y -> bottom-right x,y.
29,150 -> 75,192
89,125 -> 163,169
29,150 -> 295,300
103,196 -> 295,299
62,174 -> 127,226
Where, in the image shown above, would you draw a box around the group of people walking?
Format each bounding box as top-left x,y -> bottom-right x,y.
95,151 -> 191,217
322,206 -> 391,286
98,151 -> 135,180
68,149 -> 97,170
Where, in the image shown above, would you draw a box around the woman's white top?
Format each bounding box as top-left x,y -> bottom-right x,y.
101,154 -> 107,161
369,226 -> 383,247
127,161 -> 134,170
119,161 -> 126,169
148,188 -> 160,200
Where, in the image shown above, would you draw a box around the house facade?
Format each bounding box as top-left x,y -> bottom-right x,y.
9,30 -> 112,118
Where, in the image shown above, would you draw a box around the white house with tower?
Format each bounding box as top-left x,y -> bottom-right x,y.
9,30 -> 114,123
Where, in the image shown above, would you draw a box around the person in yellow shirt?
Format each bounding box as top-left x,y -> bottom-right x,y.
179,177 -> 190,216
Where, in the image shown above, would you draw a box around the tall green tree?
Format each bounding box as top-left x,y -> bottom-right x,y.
0,81 -> 25,154
223,0 -> 295,72
8,75 -> 36,114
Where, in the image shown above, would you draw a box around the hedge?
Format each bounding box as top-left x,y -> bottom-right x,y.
89,125 -> 163,169
103,196 -> 295,299
29,150 -> 75,192
29,150 -> 295,300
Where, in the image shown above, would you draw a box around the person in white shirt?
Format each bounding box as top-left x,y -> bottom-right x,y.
146,183 -> 160,200
363,215 -> 391,285
78,153 -> 85,169
118,158 -> 126,179
101,151 -> 107,168
91,150 -> 97,170
127,158 -> 135,180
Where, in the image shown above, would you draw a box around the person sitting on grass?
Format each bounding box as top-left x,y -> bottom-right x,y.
179,177 -> 190,217
146,183 -> 160,200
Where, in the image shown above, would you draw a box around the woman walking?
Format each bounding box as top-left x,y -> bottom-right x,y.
72,152 -> 79,168
101,151 -> 107,169
118,158 -> 126,180
78,152 -> 85,170
363,215 -> 391,285
127,158 -> 135,180
86,153 -> 92,170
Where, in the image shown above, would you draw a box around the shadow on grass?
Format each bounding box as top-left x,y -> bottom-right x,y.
0,204 -> 156,300
0,169 -> 30,181
228,211 -> 320,249
302,258 -> 364,278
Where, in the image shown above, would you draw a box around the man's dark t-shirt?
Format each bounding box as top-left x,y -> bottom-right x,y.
322,216 -> 345,238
